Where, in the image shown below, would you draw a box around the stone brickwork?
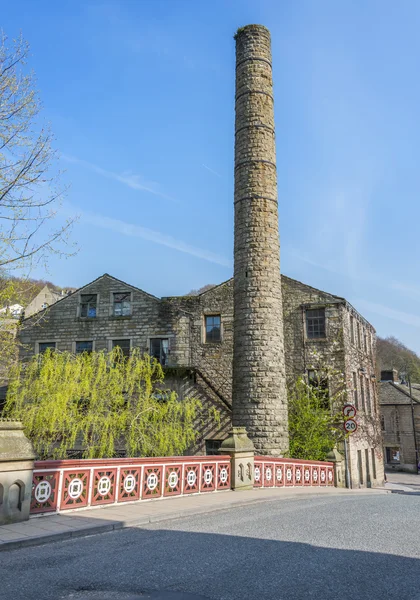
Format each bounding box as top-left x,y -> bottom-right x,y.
232,25 -> 288,456
19,274 -> 190,366
379,381 -> 420,472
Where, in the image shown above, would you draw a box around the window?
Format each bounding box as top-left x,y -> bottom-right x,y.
80,294 -> 97,318
366,378 -> 371,414
371,448 -> 377,480
306,309 -> 326,339
38,342 -> 56,354
380,414 -> 385,431
112,339 -> 130,358
205,439 -> 223,455
360,375 -> 366,411
307,369 -> 329,409
353,372 -> 359,409
350,315 -> 355,344
386,447 -> 400,464
205,315 -> 221,343
364,331 -> 368,353
150,338 -> 169,366
113,292 -> 131,317
357,450 -> 363,485
357,322 -> 361,347
76,341 -> 93,354
365,448 -> 371,488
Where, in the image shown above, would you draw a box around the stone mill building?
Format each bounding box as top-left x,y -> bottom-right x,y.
15,25 -> 384,488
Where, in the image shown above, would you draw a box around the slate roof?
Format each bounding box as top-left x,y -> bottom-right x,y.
379,381 -> 420,405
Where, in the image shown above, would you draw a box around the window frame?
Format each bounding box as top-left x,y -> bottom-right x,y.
149,337 -> 170,366
204,314 -> 222,343
112,291 -> 132,317
111,338 -> 131,358
37,341 -> 56,355
353,372 -> 359,410
75,340 -> 94,355
79,293 -> 98,318
305,308 -> 326,340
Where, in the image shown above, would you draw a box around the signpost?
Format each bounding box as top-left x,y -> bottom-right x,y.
342,403 -> 357,489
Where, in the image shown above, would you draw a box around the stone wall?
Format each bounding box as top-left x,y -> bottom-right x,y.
380,381 -> 420,472
19,274 -> 190,367
15,271 -> 384,482
232,25 -> 288,456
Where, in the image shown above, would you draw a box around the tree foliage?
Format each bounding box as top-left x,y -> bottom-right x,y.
288,369 -> 347,461
4,348 -> 209,459
377,336 -> 420,382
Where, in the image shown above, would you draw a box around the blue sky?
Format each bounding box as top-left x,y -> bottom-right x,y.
4,1 -> 420,352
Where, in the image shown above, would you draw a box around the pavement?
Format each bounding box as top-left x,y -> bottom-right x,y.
385,470 -> 420,493
2,490 -> 420,600
0,485 -> 385,552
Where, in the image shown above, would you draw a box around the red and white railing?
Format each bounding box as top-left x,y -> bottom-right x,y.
254,457 -> 334,488
30,456 -> 231,515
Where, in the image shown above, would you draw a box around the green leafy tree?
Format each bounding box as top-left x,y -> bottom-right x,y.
4,348 -> 211,459
288,370 -> 347,461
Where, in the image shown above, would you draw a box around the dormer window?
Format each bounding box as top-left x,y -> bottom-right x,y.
80,294 -> 97,318
113,292 -> 131,317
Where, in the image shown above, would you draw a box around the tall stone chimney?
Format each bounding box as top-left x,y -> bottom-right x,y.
232,24 -> 289,456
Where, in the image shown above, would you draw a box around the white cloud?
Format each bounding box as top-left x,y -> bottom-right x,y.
78,209 -> 232,268
61,154 -> 176,202
354,299 -> 420,328
202,164 -> 222,178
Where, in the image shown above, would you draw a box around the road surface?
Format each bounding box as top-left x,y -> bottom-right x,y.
3,491 -> 420,599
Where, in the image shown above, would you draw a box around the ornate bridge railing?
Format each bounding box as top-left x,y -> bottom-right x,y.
30,455 -> 231,515
254,457 -> 334,488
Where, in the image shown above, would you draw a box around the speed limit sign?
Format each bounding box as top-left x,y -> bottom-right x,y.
344,418 -> 357,434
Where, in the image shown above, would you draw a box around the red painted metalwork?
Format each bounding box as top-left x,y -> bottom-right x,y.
61,470 -> 90,509
119,468 -> 141,502
254,462 -> 263,487
217,462 -> 230,490
201,463 -> 216,492
29,454 -> 334,517
91,468 -> 117,505
303,465 -> 312,486
142,465 -> 163,498
294,465 -> 303,486
183,464 -> 200,494
30,456 -> 231,515
253,457 -> 334,490
163,465 -> 182,496
275,464 -> 284,487
31,471 -> 60,513
263,463 -> 275,487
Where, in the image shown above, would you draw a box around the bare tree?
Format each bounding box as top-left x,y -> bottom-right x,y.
0,32 -> 76,379
0,32 -> 75,273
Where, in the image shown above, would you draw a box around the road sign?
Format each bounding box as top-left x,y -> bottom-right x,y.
343,404 -> 357,418
344,418 -> 358,434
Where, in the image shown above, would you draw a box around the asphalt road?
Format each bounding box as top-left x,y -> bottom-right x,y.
3,492 -> 420,600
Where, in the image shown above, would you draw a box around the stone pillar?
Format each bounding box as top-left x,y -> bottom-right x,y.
232,24 -> 289,456
326,448 -> 345,488
0,420 -> 35,524
220,427 -> 255,490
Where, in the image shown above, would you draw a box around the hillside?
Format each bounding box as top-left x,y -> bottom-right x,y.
1,277 -> 75,308
377,336 -> 420,383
